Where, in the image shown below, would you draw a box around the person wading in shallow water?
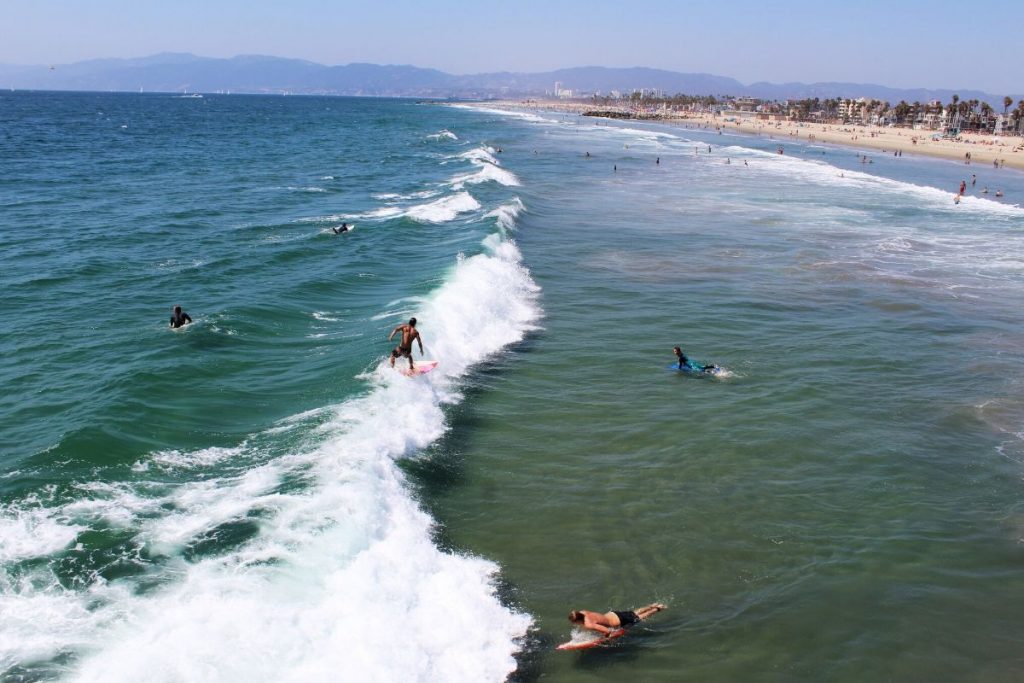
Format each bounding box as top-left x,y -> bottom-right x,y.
388,317 -> 423,372
568,603 -> 667,636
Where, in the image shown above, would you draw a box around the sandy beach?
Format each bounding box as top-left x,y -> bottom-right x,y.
486,99 -> 1024,172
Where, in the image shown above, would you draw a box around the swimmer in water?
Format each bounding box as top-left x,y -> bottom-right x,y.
170,305 -> 192,329
332,222 -> 350,234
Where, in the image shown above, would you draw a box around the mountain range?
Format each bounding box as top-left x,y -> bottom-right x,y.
1,53 -> 1018,105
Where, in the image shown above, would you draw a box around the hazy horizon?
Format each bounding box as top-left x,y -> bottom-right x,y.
3,0 -> 1022,95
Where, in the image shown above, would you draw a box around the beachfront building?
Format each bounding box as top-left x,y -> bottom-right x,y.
553,81 -> 574,99
837,98 -> 863,122
733,97 -> 760,112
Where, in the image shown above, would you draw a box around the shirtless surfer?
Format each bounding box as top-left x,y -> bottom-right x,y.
568,603 -> 666,636
388,317 -> 423,372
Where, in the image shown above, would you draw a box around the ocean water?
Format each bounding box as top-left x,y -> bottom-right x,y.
1,92 -> 1023,682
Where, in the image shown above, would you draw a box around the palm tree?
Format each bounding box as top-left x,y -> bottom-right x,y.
947,94 -> 960,130
894,100 -> 910,124
980,102 -> 994,132
1004,96 -> 1013,116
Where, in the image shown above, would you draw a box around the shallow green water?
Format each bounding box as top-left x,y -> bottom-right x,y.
416,110 -> 1024,681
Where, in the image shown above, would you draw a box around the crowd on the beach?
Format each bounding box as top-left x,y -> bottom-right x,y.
486,100 -> 1024,172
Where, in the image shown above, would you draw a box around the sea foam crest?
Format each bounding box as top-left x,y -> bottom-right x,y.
458,147 -> 498,164
0,201 -> 539,683
0,506 -> 84,563
449,147 -> 520,189
426,129 -> 459,141
485,197 -> 525,231
448,104 -> 551,125
405,191 -> 481,223
732,148 -> 1024,216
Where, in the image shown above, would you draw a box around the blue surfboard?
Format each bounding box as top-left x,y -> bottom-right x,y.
668,361 -> 720,375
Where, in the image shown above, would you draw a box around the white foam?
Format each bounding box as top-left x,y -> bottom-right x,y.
726,146 -> 1024,217
447,147 -> 520,189
297,206 -> 401,225
450,162 -> 520,189
355,206 -> 403,220
374,189 -> 441,202
133,446 -> 246,473
284,186 -> 328,193
601,125 -> 681,142
447,104 -> 551,125
0,506 -> 83,563
405,191 -> 481,223
484,198 -> 525,231
457,146 -> 498,165
426,129 -> 459,141
0,201 -> 540,682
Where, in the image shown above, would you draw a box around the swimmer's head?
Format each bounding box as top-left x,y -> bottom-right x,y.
568,611 -> 583,623
173,305 -> 182,313
409,317 -> 417,327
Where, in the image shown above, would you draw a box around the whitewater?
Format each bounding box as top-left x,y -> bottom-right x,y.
0,94 -> 538,682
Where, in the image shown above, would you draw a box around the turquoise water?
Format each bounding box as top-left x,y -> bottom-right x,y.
2,93 -> 1024,682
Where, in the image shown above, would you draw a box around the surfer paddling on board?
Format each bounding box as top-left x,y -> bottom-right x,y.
332,222 -> 350,234
388,317 -> 423,372
674,346 -> 717,373
169,305 -> 192,329
568,603 -> 667,636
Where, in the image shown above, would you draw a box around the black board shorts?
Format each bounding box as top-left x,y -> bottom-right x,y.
613,610 -> 641,627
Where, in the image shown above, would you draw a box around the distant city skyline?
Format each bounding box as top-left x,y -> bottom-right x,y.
3,0 -> 1022,95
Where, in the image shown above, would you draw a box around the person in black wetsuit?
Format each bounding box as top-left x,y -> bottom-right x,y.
567,604 -> 667,636
332,222 -> 350,234
170,305 -> 192,328
673,346 -> 716,372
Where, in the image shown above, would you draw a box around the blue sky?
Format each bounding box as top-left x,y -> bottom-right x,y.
3,0 -> 1022,94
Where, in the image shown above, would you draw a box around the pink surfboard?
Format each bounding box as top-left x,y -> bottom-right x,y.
399,360 -> 439,377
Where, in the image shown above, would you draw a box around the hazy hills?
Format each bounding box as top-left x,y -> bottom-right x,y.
0,53 -> 1016,105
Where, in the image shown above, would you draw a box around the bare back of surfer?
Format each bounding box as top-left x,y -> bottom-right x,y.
568,603 -> 666,636
388,317 -> 423,371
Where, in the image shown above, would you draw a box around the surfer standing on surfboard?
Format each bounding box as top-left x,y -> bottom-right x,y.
568,603 -> 666,636
388,317 -> 423,372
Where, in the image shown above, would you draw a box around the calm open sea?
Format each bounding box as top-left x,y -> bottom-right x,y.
2,92 -> 1023,682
